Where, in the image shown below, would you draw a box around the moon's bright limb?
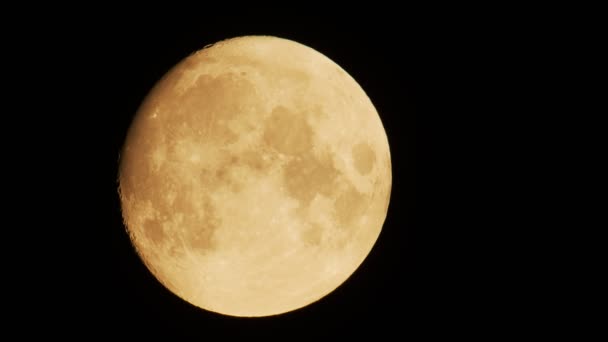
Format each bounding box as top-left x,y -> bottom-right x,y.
118,36 -> 392,317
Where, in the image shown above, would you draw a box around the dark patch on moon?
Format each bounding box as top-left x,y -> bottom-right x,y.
352,142 -> 376,175
283,151 -> 340,208
301,222 -> 324,246
181,198 -> 221,253
174,74 -> 237,144
164,72 -> 261,146
170,186 -> 194,213
144,218 -> 166,245
240,150 -> 271,172
334,183 -> 368,228
263,106 -> 314,155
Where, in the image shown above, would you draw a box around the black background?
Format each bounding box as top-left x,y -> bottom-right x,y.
12,12 -> 517,339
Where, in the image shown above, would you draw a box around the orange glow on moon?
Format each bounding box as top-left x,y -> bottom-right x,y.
118,36 -> 392,317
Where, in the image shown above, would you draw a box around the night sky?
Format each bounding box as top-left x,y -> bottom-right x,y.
19,13 -> 507,339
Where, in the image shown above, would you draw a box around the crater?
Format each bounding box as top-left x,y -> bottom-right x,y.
263,106 -> 313,155
220,54 -> 311,85
352,142 -> 376,175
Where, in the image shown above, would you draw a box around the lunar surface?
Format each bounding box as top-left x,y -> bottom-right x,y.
118,36 -> 392,317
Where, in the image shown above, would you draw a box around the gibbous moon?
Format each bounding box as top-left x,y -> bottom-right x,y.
118,36 -> 392,317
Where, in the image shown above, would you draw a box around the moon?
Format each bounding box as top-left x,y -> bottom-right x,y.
118,35 -> 392,317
